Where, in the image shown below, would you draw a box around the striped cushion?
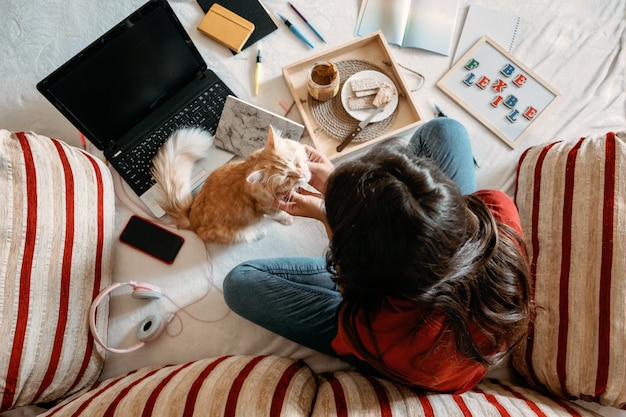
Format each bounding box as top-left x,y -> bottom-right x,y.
39,355 -> 317,416
0,130 -> 115,411
512,132 -> 626,408
311,371 -> 599,416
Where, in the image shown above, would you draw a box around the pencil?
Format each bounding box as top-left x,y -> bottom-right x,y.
254,44 -> 262,95
288,2 -> 326,43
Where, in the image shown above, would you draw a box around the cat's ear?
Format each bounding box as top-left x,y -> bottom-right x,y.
266,125 -> 283,150
246,170 -> 265,184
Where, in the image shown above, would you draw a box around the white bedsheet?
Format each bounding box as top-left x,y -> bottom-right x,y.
1,0 -> 624,415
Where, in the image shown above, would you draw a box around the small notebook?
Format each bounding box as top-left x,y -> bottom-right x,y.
214,96 -> 305,158
197,3 -> 255,53
196,0 -> 277,54
453,5 -> 521,62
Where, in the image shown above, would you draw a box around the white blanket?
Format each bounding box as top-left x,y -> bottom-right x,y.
1,0 -> 624,415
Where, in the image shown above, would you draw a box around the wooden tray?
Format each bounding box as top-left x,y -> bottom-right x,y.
282,31 -> 422,160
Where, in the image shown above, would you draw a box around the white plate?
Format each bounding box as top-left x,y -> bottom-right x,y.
341,70 -> 399,123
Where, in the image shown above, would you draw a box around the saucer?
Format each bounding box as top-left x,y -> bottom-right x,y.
341,70 -> 399,123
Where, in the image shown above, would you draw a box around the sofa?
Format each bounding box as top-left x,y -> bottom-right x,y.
1,128 -> 624,416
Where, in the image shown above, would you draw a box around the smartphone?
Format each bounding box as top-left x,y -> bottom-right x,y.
119,215 -> 184,264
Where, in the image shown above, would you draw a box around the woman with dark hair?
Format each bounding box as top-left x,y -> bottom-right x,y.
223,118 -> 532,393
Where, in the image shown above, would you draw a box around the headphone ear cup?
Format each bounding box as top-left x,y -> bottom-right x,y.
137,314 -> 165,343
132,283 -> 162,300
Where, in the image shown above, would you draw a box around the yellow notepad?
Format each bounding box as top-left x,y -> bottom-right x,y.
197,3 -> 255,53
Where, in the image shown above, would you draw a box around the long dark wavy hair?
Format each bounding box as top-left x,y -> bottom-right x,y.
324,139 -> 532,382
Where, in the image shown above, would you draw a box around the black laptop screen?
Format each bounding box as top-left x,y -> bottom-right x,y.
37,0 -> 204,149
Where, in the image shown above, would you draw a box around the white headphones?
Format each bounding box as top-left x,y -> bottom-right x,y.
89,281 -> 171,354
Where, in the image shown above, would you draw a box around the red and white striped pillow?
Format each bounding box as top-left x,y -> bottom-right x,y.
0,130 -> 115,412
513,132 -> 626,409
311,371 -> 600,416
39,355 -> 317,416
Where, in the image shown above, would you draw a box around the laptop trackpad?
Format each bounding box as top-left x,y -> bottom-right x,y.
140,189 -> 167,218
191,148 -> 236,193
142,147 -> 235,218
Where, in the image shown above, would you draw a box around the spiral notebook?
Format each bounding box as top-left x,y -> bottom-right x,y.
453,5 -> 521,63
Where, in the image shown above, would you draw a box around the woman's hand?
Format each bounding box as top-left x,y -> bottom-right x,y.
273,145 -> 335,238
304,145 -> 334,194
275,190 -> 325,221
274,189 -> 333,238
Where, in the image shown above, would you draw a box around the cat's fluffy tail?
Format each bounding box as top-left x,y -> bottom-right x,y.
151,127 -> 213,227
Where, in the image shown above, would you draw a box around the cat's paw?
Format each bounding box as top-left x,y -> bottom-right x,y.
271,211 -> 294,226
277,214 -> 293,226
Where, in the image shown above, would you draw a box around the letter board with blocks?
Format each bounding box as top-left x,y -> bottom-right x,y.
438,36 -> 560,148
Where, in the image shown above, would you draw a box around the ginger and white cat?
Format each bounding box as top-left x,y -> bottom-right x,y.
151,126 -> 311,244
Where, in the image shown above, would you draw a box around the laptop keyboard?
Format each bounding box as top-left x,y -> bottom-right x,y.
116,82 -> 230,194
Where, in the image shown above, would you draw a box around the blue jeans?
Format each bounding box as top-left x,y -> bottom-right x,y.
409,117 -> 476,195
224,257 -> 341,357
223,118 -> 476,360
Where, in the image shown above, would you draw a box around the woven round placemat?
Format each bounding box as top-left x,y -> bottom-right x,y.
309,59 -> 397,143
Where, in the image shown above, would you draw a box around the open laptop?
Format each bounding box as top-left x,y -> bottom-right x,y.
37,0 -> 236,217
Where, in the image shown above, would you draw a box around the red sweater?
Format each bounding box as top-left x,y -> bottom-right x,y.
331,190 -> 523,393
